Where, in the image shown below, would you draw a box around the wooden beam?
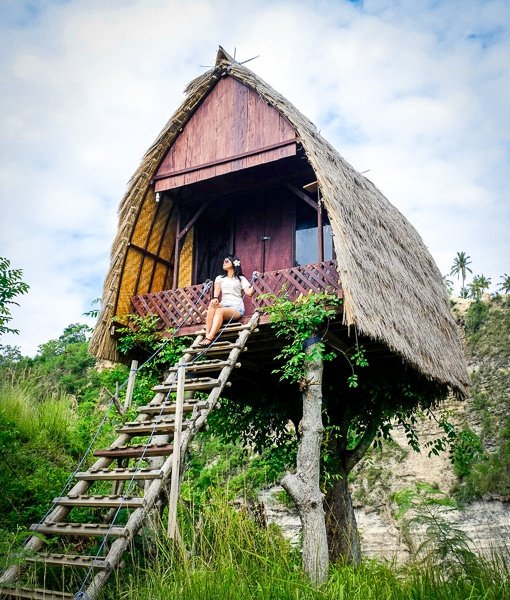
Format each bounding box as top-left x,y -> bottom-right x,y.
177,199 -> 213,240
153,138 -> 298,182
286,183 -> 318,211
128,243 -> 173,268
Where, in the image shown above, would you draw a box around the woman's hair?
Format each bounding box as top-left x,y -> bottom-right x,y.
221,254 -> 244,279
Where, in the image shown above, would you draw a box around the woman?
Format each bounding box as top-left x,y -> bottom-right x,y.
200,255 -> 255,345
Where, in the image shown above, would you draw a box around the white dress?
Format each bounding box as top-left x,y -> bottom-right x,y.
215,275 -> 250,312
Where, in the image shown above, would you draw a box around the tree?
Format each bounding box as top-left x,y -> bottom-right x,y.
499,274 -> 510,295
450,252 -> 472,298
443,275 -> 454,296
208,293 -> 452,571
468,274 -> 491,301
0,257 -> 29,336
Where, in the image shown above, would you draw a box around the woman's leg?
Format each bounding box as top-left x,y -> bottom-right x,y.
206,307 -> 241,343
204,303 -> 216,338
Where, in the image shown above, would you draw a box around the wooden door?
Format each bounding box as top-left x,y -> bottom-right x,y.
234,193 -> 294,278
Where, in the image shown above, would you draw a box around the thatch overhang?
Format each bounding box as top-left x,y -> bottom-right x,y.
90,47 -> 468,399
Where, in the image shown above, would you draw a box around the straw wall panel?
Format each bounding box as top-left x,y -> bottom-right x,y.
152,262 -> 168,291
131,195 -> 157,247
178,228 -> 194,287
146,193 -> 169,254
117,250 -> 143,316
158,207 -> 177,263
137,258 -> 155,295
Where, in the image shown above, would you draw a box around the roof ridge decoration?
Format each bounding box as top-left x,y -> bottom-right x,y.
90,46 -> 468,399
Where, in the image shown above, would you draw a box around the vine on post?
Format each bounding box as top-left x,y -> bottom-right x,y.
259,290 -> 367,388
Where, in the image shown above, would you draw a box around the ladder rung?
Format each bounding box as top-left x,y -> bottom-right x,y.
186,343 -> 243,354
167,359 -> 237,372
194,325 -> 255,336
76,467 -> 163,481
24,553 -> 111,570
0,587 -> 75,599
29,522 -> 127,538
153,377 -> 220,392
138,401 -> 208,414
94,443 -> 174,458
115,420 -> 187,434
53,495 -> 144,508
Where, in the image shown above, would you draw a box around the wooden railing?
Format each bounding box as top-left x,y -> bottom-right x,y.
131,260 -> 342,333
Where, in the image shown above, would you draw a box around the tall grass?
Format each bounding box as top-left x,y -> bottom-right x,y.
105,494 -> 510,600
0,381 -> 76,445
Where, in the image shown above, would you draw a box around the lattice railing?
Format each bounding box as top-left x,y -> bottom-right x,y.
251,260 -> 341,309
131,260 -> 341,331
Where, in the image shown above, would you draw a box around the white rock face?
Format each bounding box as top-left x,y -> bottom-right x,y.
259,401 -> 510,561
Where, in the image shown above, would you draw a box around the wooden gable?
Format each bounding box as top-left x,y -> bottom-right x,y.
153,76 -> 297,191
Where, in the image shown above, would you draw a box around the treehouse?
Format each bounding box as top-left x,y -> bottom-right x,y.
90,47 -> 467,402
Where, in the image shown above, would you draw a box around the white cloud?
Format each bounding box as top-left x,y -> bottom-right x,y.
1,0 -> 509,354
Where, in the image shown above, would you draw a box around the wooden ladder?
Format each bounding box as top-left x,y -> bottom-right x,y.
0,313 -> 260,600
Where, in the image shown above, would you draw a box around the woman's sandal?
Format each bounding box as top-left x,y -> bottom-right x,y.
199,337 -> 213,346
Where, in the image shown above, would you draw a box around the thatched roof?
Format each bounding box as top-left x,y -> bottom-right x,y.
90,47 -> 468,398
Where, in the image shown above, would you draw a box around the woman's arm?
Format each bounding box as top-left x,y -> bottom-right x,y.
211,281 -> 221,305
242,275 -> 255,297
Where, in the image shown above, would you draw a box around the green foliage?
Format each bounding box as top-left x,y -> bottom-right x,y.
393,483 -> 478,572
465,299 -> 489,333
466,421 -> 510,498
455,300 -> 510,500
450,428 -> 484,479
116,314 -> 189,364
207,395 -> 296,455
0,382 -> 79,529
450,251 -> 472,297
468,274 -> 491,301
31,323 -> 97,401
181,432 -> 293,507
499,273 -> 510,294
259,291 -> 343,384
0,257 -> 30,336
443,275 -> 454,296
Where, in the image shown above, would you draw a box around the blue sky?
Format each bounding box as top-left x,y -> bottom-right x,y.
1,0 -> 509,356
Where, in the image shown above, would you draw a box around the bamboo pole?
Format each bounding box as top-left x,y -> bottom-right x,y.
124,360 -> 138,411
167,361 -> 185,539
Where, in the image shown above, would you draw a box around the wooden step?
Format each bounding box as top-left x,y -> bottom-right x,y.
0,586 -> 74,599
75,467 -> 163,481
29,522 -> 127,538
25,553 -> 111,570
167,359 -> 239,373
185,342 -> 244,355
137,401 -> 208,415
115,418 -> 187,435
153,377 -> 220,392
94,443 -> 174,459
195,323 -> 256,335
53,495 -> 144,508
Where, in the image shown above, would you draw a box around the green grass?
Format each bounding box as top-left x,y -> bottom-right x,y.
102,494 -> 509,600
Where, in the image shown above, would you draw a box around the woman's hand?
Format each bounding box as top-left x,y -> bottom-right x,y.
210,297 -> 219,307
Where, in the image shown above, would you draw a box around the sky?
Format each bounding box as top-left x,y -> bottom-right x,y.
1,0 -> 509,356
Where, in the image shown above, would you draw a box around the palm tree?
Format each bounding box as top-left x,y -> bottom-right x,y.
442,275 -> 454,296
499,273 -> 510,295
468,274 -> 491,301
450,252 -> 472,297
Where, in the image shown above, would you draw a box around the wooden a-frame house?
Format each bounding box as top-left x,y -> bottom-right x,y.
90,47 -> 467,399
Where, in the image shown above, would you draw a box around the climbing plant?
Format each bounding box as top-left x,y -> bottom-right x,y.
259,291 -> 366,387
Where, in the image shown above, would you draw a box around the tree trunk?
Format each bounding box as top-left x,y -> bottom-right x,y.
281,340 -> 329,585
324,468 -> 361,564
